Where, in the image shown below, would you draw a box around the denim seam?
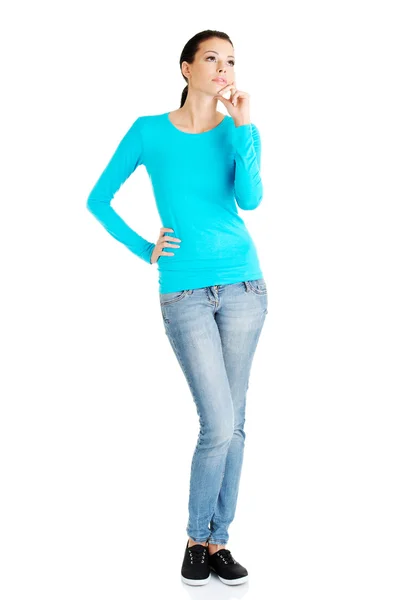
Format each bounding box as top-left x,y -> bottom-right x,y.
248,283 -> 267,296
168,335 -> 229,541
166,331 -> 203,445
159,290 -> 190,306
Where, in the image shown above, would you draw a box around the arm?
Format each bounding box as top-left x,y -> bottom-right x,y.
86,117 -> 156,264
232,122 -> 263,210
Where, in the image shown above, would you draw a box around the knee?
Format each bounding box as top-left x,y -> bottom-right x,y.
201,425 -> 234,447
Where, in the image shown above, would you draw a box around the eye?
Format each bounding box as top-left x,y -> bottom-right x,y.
206,56 -> 235,66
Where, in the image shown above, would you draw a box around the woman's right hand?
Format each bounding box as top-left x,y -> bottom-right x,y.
150,227 -> 181,264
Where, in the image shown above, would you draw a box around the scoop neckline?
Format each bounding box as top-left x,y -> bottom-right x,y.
165,111 -> 227,135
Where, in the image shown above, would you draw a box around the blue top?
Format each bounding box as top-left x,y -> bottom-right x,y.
87,111 -> 264,293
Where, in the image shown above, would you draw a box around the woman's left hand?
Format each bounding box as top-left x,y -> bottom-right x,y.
213,81 -> 251,126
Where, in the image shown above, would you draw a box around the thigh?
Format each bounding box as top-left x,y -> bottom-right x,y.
214,279 -> 267,406
159,288 -> 234,435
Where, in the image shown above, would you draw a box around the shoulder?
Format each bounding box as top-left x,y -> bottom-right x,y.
131,113 -> 166,130
122,114 -> 166,146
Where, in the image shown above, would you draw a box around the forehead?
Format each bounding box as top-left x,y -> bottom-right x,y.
198,39 -> 235,59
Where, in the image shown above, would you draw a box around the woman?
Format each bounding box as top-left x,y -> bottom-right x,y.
87,29 -> 268,586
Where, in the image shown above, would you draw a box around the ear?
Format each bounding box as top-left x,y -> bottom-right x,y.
181,61 -> 191,79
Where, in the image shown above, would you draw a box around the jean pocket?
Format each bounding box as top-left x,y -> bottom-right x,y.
159,289 -> 192,306
247,278 -> 267,295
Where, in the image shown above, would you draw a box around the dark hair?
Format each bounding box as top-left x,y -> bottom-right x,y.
179,30 -> 233,108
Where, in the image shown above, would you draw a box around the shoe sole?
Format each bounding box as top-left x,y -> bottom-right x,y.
209,565 -> 249,585
181,573 -> 211,585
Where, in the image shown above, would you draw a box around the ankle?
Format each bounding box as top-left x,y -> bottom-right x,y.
208,543 -> 226,554
188,537 -> 208,548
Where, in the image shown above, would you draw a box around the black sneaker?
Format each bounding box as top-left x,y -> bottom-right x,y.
181,540 -> 211,586
208,548 -> 249,585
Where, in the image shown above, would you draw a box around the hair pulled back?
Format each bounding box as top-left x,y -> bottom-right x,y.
179,30 -> 233,108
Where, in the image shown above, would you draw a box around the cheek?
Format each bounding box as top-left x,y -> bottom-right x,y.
197,64 -> 214,81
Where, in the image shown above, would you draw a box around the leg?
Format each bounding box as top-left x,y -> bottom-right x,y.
208,279 -> 268,545
159,287 -> 235,544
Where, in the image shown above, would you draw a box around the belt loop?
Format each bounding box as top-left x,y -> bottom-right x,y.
244,281 -> 250,292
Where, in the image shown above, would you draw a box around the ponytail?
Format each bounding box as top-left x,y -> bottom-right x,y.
180,84 -> 188,108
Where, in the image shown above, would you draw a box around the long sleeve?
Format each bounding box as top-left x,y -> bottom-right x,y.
232,122 -> 263,210
86,117 -> 156,264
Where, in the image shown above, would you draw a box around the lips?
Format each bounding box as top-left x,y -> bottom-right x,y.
212,77 -> 227,84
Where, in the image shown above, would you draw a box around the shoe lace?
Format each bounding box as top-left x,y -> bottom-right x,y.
215,549 -> 237,564
188,546 -> 207,564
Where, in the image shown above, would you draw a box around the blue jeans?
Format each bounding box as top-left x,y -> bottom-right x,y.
159,278 -> 268,544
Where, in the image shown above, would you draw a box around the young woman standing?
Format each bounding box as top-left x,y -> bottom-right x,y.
87,29 -> 268,586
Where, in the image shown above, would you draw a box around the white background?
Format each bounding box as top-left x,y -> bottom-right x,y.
1,1 -> 399,598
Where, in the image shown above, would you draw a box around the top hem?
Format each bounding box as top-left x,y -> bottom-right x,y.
158,269 -> 264,294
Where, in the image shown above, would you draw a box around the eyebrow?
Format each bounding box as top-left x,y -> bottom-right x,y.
203,50 -> 235,59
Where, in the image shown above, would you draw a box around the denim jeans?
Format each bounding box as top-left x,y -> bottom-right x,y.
159,278 -> 268,544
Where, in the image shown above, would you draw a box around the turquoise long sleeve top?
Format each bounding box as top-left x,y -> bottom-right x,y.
87,112 -> 264,293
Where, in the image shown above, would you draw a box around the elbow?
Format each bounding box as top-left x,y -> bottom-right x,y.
86,191 -> 109,214
86,189 -> 97,213
86,196 -> 99,217
235,185 -> 264,211
86,196 -> 94,213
